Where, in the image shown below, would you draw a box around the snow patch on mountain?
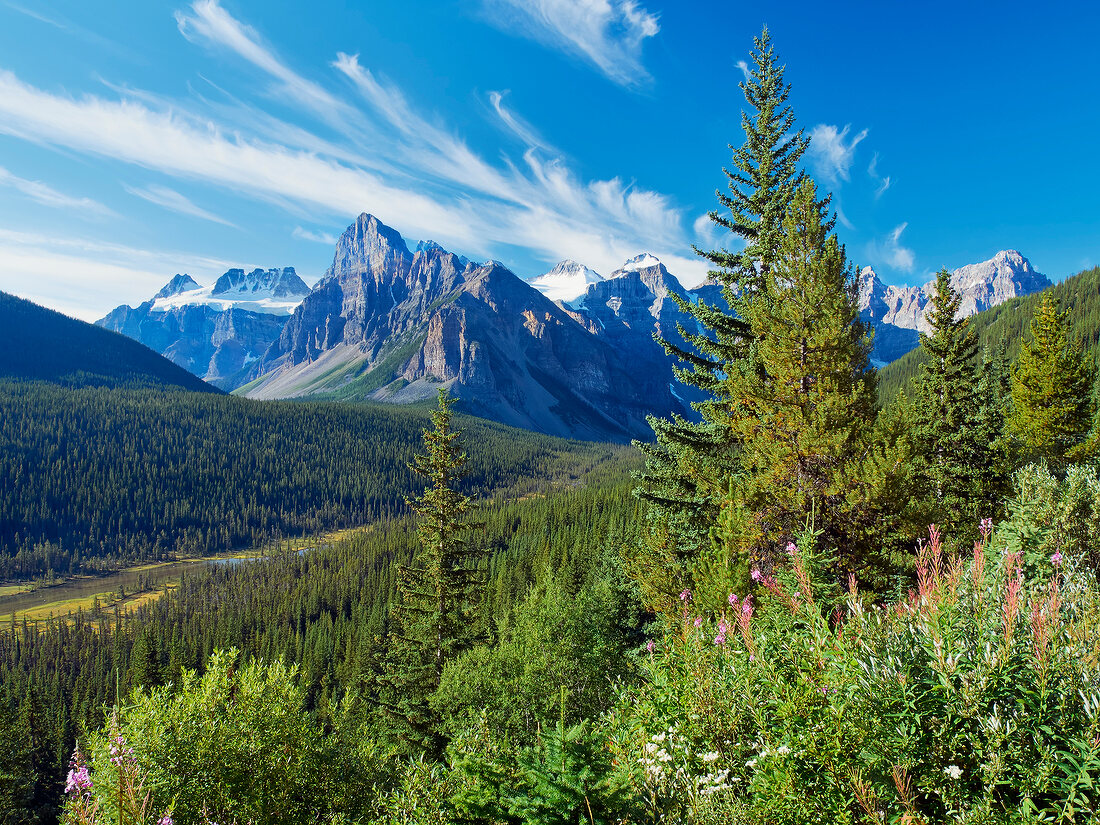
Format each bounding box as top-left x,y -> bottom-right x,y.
150,267 -> 310,316
613,253 -> 663,275
528,260 -> 605,303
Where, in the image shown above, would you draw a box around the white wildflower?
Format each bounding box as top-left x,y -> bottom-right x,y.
944,765 -> 963,780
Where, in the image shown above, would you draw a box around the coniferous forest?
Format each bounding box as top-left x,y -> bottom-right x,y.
8,29 -> 1100,825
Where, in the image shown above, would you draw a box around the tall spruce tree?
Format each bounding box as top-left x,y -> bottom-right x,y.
633,28 -> 808,610
377,390 -> 485,756
911,270 -> 1004,544
710,179 -> 879,580
1007,294 -> 1096,472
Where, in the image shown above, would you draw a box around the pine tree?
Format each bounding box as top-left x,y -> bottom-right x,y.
377,390 -> 485,756
1007,294 -> 1096,472
910,269 -> 997,542
633,28 -> 808,609
710,179 -> 879,581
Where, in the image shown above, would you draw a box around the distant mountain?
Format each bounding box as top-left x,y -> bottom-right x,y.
859,250 -> 1051,364
97,267 -> 310,388
528,260 -> 605,303
0,291 -> 215,392
877,263 -> 1100,403
241,214 -> 683,442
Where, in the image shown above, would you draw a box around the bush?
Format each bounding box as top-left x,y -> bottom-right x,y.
69,649 -> 347,825
613,499 -> 1100,823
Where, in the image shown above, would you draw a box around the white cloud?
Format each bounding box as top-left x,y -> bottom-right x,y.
0,1 -> 709,291
175,0 -> 359,132
867,222 -> 915,273
488,90 -> 553,151
0,166 -> 114,215
868,152 -> 891,198
124,183 -> 236,227
293,226 -> 337,245
735,60 -> 751,81
0,227 -> 232,320
480,0 -> 659,88
807,123 -> 868,187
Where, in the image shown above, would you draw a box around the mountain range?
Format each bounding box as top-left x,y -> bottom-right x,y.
98,267 -> 310,388
95,214 -> 1053,441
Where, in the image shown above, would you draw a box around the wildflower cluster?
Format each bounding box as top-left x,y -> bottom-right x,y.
614,507 -> 1100,824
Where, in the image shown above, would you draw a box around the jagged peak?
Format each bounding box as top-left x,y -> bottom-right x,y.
154,274 -> 201,300
613,253 -> 663,275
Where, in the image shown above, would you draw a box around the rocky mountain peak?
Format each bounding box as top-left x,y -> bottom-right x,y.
613,253 -> 663,276
212,267 -> 309,298
154,274 -> 201,300
329,213 -> 413,279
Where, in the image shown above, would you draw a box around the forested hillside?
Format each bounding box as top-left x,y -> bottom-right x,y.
878,264 -> 1100,402
0,381 -> 634,578
0,479 -> 641,822
0,292 -> 216,393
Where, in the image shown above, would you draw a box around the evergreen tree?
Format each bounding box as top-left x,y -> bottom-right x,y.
1007,294 -> 1096,472
633,28 -> 808,609
377,390 -> 485,756
911,270 -> 1002,542
710,179 -> 879,581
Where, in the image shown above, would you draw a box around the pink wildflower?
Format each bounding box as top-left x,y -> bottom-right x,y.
786,541 -> 798,556
751,568 -> 762,582
728,592 -> 738,606
158,816 -> 174,825
1052,551 -> 1064,566
679,588 -> 692,602
65,764 -> 91,795
646,640 -> 655,654
693,616 -> 703,628
980,517 -> 994,540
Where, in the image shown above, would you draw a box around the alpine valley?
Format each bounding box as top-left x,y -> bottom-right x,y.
97,213 -> 1052,441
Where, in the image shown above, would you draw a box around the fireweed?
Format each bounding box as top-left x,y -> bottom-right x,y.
614,513 -> 1100,824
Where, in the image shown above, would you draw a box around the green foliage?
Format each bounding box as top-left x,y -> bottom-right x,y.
614,509 -> 1100,823
79,650 -> 340,825
434,544 -> 641,746
0,380 -> 630,577
379,390 -> 488,756
708,179 -> 880,590
0,291 -> 214,394
911,270 -> 1008,545
450,707 -> 636,825
1007,294 -> 1096,472
878,264 -> 1100,404
634,28 -> 808,612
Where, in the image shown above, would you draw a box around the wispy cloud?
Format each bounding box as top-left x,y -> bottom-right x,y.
124,183 -> 237,227
807,123 -> 868,187
0,1 -> 710,288
735,60 -> 751,81
0,227 -> 232,320
480,0 -> 659,88
175,0 -> 366,135
488,90 -> 554,151
868,152 -> 891,198
0,166 -> 115,215
867,222 -> 915,273
293,226 -> 337,245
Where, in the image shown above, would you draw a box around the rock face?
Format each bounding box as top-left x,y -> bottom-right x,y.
97,267 -> 309,387
245,214 -> 681,442
859,251 -> 1051,364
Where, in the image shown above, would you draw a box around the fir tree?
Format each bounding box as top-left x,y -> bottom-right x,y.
1007,294 -> 1096,472
377,390 -> 485,756
633,28 -> 808,609
710,179 -> 879,580
910,269 -> 997,542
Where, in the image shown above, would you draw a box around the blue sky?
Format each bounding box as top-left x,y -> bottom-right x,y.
0,0 -> 1097,320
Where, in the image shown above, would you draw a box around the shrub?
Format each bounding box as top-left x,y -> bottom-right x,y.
614,501 -> 1100,823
